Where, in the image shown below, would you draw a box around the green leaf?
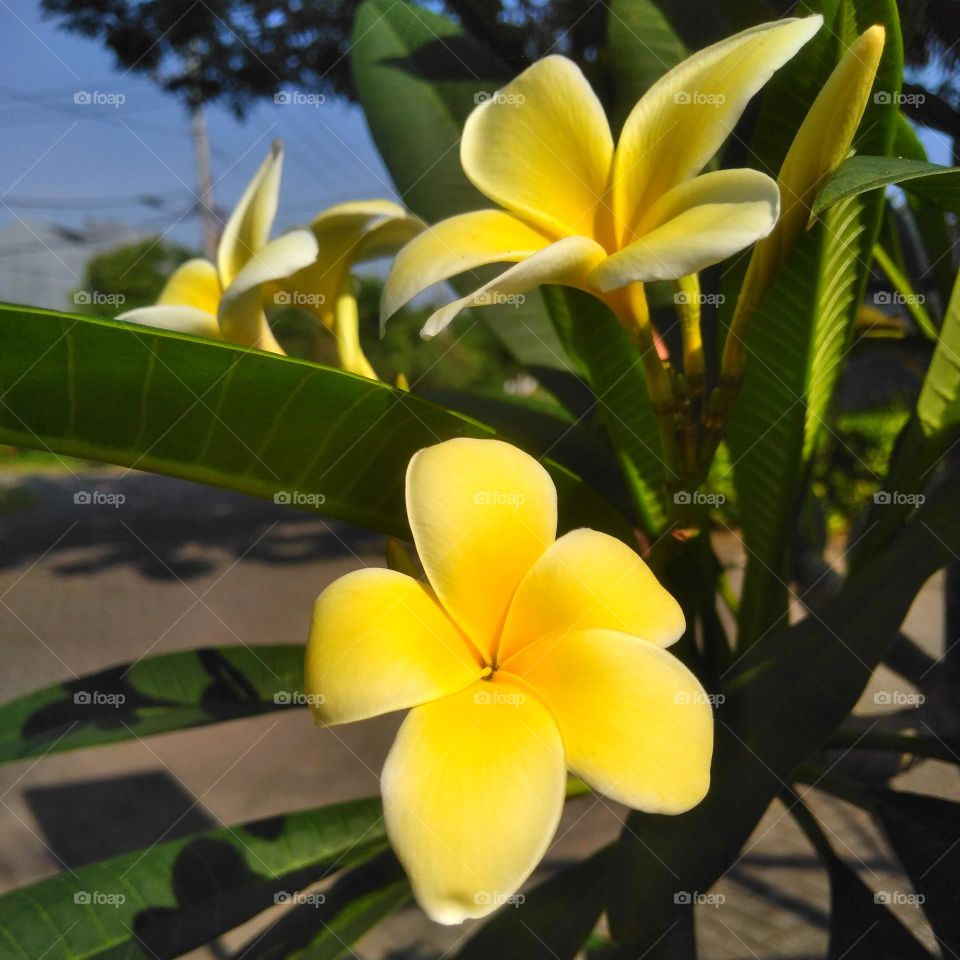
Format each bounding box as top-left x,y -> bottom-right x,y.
728,198 -> 869,642
728,0 -> 902,643
872,789 -> 960,954
814,155 -> 960,218
826,853 -> 932,959
607,0 -> 686,133
788,794 -> 933,960
228,852 -> 410,960
540,287 -> 669,534
0,305 -> 630,544
456,847 -> 609,960
0,797 -> 386,960
917,271 -> 960,437
0,645 -> 305,764
350,0 -> 568,370
851,269 -> 960,565
421,387 -> 630,516
609,465 -> 960,945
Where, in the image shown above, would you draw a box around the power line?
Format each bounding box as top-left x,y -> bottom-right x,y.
0,192 -> 190,210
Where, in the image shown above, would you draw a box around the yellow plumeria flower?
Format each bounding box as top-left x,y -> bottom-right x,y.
305,438 -> 713,924
283,200 -> 423,377
119,142 -> 319,353
381,16 -> 823,337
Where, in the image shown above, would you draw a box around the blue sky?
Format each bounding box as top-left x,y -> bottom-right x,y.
0,1 -> 953,259
0,1 -> 395,251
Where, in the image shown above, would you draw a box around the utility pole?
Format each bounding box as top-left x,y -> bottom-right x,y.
191,103 -> 218,260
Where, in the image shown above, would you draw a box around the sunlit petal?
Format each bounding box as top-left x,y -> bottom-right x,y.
405,438 -> 556,662
289,201 -> 425,330
218,140 -> 284,287
461,55 -> 614,240
382,677 -> 565,924
218,229 -> 319,351
305,568 -> 483,726
592,168 -> 779,289
157,258 -> 221,314
421,234 -> 606,337
498,529 -> 685,661
117,304 -> 222,340
614,15 -> 821,244
505,628 -> 713,812
380,210 -> 551,327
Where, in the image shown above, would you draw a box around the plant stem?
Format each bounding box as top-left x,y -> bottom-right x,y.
873,243 -> 938,339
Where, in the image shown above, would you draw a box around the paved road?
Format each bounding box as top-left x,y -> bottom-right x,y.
0,471 -> 955,958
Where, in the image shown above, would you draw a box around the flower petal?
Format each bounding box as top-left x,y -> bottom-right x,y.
745,25 -> 885,294
406,438 -> 557,663
305,568 -> 483,726
461,55 -> 614,240
380,210 -> 551,327
420,234 -> 607,337
289,201 -> 425,330
157,258 -> 221,314
382,677 -> 565,924
117,305 -> 221,340
505,628 -> 713,813
310,199 -> 423,264
498,529 -> 685,661
591,169 -> 779,289
218,229 -> 319,352
218,140 -> 284,287
613,15 -> 822,243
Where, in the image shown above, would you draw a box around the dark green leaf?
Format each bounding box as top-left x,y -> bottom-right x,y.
608,467 -> 960,944
0,797 -> 386,960
826,853 -> 932,959
728,198 -> 869,642
607,0 -> 686,133
456,847 -> 609,960
872,788 -> 960,954
541,286 -> 669,534
350,0 -> 568,370
228,851 -> 410,960
0,305 -> 630,544
850,269 -> 960,565
0,645 -> 305,764
814,155 -> 960,218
